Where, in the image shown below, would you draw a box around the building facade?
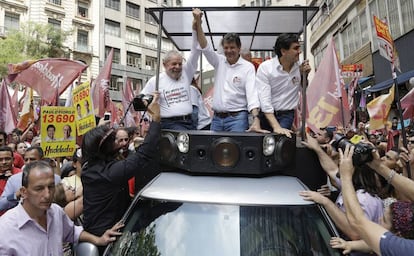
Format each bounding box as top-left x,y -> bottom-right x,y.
0,0 -> 180,101
309,0 -> 414,89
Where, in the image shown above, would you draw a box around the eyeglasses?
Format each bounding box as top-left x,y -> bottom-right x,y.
408,140 -> 414,144
99,128 -> 115,148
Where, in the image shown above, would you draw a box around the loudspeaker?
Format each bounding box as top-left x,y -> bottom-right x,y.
280,147 -> 327,191
159,130 -> 296,175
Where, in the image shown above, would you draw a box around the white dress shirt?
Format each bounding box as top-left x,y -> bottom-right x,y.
256,57 -> 301,113
190,85 -> 212,129
201,43 -> 259,113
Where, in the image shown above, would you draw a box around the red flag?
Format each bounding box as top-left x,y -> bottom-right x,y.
11,85 -> 19,119
387,129 -> 399,151
0,80 -> 17,133
91,48 -> 113,117
401,88 -> 414,120
121,78 -> 138,127
7,59 -> 87,104
307,37 -> 351,132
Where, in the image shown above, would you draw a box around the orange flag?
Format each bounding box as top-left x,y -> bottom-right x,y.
17,87 -> 35,131
367,85 -> 395,130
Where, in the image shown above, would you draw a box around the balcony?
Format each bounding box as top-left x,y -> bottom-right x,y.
72,43 -> 93,54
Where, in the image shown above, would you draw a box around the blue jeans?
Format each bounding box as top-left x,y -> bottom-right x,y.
211,111 -> 248,132
259,110 -> 294,131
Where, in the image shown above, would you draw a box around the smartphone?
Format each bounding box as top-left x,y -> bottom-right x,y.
104,112 -> 111,121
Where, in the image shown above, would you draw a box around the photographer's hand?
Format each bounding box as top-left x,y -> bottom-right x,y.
339,144 -> 355,180
147,92 -> 160,122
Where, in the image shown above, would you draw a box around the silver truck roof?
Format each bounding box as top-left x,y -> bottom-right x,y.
140,172 -> 314,206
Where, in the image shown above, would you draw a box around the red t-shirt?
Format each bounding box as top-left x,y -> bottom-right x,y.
13,153 -> 24,169
0,167 -> 21,196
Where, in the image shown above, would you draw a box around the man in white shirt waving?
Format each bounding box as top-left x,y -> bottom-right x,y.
193,8 -> 265,133
141,20 -> 201,130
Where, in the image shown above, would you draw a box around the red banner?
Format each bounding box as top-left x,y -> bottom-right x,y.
91,48 -> 113,117
0,80 -> 17,133
401,88 -> 414,120
122,78 -> 139,127
307,37 -> 351,132
8,59 -> 87,105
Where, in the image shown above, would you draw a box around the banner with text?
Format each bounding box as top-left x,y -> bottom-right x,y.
73,81 -> 96,135
373,15 -> 401,72
40,106 -> 76,158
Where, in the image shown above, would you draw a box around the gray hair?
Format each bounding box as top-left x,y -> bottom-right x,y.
162,50 -> 183,64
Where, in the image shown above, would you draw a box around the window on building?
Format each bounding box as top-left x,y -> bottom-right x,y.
105,46 -> 120,64
4,12 -> 19,32
110,75 -> 122,91
129,78 -> 143,92
126,27 -> 140,44
48,0 -> 62,5
387,0 -> 401,38
266,0 -> 271,6
342,25 -> 351,58
77,30 -> 89,52
145,56 -> 157,71
127,52 -> 142,68
401,0 -> 414,33
161,38 -> 173,51
105,19 -> 121,37
126,2 -> 140,19
360,11 -> 369,46
105,0 -> 120,11
78,1 -> 89,18
145,10 -> 157,25
48,18 -> 61,31
145,32 -> 157,48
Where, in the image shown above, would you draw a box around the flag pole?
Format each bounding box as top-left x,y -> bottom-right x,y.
300,9 -> 308,141
392,68 -> 411,178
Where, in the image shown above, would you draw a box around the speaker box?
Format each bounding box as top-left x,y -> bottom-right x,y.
159,130 -> 296,175
282,147 -> 327,191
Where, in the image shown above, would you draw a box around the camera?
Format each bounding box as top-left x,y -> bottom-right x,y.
133,94 -> 153,111
104,112 -> 111,121
332,134 -> 375,166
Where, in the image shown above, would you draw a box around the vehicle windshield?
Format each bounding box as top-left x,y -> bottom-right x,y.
107,199 -> 340,256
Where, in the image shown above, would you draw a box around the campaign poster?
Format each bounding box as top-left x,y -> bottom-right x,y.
72,81 -> 96,135
40,106 -> 76,158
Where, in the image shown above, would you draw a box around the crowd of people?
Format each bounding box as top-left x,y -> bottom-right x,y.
0,7 -> 413,256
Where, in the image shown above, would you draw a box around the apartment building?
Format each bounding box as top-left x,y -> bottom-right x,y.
309,0 -> 414,89
0,0 -> 180,101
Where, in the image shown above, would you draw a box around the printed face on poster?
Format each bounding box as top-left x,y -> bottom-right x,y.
40,106 -> 76,158
72,81 -> 96,135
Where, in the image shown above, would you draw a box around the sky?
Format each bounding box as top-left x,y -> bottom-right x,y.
182,0 -> 239,7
